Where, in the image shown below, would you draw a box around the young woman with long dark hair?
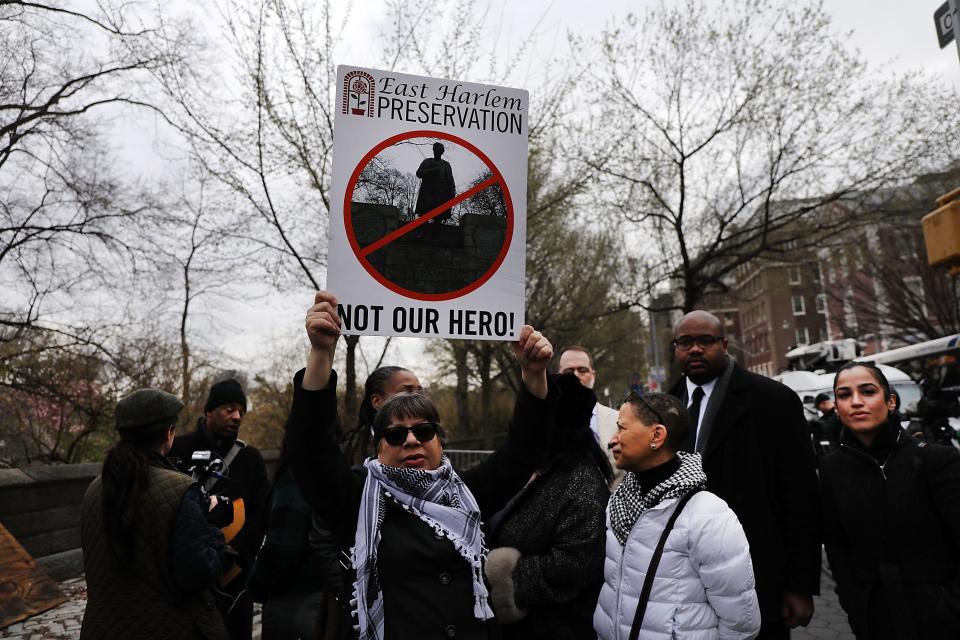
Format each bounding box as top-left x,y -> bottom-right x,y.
821,361 -> 960,639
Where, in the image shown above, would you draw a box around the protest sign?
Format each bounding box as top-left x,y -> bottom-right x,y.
327,66 -> 528,340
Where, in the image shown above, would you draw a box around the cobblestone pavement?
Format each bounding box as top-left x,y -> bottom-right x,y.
0,579 -> 263,640
2,565 -> 850,639
794,563 -> 855,640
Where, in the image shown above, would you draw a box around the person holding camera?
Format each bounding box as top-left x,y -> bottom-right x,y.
80,389 -> 230,640
170,378 -> 269,640
285,290 -> 559,640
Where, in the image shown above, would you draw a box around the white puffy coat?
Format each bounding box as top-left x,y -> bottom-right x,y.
593,490 -> 760,640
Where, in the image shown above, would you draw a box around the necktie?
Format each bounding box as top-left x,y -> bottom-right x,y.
687,386 -> 705,452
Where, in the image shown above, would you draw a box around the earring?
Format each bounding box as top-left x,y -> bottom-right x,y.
650,443 -> 657,450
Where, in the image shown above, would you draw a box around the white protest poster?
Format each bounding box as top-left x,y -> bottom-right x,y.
326,65 -> 528,340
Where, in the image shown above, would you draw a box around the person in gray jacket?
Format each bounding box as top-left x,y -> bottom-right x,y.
483,373 -> 612,639
594,392 -> 760,640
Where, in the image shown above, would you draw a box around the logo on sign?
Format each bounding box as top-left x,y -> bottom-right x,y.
342,70 -> 375,117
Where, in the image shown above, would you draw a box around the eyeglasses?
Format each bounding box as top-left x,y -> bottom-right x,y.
622,390 -> 665,426
381,422 -> 439,447
671,334 -> 724,351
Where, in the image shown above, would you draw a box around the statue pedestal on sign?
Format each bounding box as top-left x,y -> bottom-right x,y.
350,202 -> 506,295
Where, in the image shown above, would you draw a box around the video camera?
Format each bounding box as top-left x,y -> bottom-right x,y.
189,450 -> 234,529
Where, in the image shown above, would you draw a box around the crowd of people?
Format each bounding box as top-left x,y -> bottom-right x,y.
75,292 -> 960,640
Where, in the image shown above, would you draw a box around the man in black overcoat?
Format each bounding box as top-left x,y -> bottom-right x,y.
669,311 -> 821,639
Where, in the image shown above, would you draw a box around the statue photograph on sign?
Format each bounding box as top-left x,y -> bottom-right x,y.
414,142 -> 457,223
348,134 -> 511,297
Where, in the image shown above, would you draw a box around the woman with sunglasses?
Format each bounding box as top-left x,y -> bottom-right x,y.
249,365 -> 425,640
821,362 -> 960,639
593,392 -> 760,640
284,291 -> 558,640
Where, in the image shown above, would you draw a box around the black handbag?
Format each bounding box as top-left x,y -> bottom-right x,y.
628,488 -> 702,640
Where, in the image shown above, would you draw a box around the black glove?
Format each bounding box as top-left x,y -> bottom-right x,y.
207,495 -> 235,528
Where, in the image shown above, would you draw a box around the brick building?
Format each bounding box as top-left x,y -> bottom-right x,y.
647,170 -> 958,377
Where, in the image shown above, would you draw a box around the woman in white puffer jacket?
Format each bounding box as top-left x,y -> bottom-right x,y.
593,392 -> 760,640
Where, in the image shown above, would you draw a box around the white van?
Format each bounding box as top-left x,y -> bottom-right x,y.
773,364 -> 921,420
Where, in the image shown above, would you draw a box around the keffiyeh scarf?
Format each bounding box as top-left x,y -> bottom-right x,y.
352,456 -> 494,640
608,452 -> 708,545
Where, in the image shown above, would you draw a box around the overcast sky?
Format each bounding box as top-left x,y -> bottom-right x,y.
171,0 -> 960,381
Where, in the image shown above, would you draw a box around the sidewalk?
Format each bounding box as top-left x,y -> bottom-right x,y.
2,565 -> 850,639
794,563 -> 854,640
0,579 -> 263,640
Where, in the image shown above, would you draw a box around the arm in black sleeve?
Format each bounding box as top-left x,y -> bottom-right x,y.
461,376 -> 559,518
170,484 -> 226,593
231,448 -> 270,570
284,368 -> 365,543
773,386 -> 822,596
246,469 -> 314,602
821,466 -> 856,614
922,444 -> 960,592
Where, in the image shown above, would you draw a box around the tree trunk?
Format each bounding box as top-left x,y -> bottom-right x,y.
476,343 -> 494,449
453,342 -> 471,436
179,260 -> 193,431
344,334 -> 360,429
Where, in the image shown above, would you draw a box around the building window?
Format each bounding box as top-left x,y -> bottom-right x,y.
792,295 -> 806,315
796,327 -> 810,345
898,234 -> 919,259
816,294 -> 827,314
789,267 -> 801,285
844,291 -> 858,332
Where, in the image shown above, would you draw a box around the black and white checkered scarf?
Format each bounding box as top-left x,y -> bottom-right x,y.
352,456 -> 493,640
608,452 -> 708,545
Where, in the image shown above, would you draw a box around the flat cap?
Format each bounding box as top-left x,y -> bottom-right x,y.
115,388 -> 184,432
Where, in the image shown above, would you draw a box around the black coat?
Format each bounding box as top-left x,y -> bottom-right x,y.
169,423 -> 269,577
821,421 -> 960,639
811,412 -> 842,448
671,363 -> 821,624
284,369 -> 560,640
486,457 -> 609,640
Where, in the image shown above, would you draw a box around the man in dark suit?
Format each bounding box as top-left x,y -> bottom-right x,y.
670,310 -> 820,638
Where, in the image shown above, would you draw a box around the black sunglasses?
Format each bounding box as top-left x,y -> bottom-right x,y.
672,334 -> 724,350
622,390 -> 666,426
382,422 -> 439,447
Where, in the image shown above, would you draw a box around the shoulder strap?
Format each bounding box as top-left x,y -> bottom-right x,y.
628,488 -> 703,640
203,440 -> 245,494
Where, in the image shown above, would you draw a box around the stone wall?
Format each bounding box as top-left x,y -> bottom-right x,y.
0,449 -> 281,580
0,445 -> 495,582
352,202 -> 508,295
